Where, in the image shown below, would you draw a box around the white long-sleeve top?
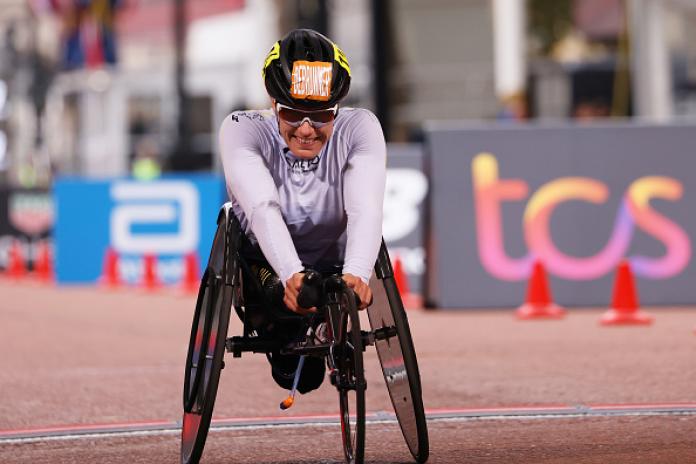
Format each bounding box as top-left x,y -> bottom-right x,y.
219,107 -> 386,284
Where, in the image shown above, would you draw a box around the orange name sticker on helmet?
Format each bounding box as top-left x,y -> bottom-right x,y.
290,61 -> 333,101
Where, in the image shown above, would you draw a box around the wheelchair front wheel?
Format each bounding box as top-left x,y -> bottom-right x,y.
333,289 -> 366,464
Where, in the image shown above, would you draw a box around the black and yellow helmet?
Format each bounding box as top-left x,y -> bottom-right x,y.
263,29 -> 351,111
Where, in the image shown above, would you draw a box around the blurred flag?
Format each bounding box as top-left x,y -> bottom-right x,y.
53,0 -> 123,69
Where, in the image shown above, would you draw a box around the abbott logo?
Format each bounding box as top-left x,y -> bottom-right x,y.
110,181 -> 199,254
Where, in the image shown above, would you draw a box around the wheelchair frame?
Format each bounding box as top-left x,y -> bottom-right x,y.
180,203 -> 429,464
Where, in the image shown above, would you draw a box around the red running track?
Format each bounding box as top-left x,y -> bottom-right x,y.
1,280 -> 695,462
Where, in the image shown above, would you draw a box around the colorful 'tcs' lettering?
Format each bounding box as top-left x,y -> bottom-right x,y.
472,153 -> 691,281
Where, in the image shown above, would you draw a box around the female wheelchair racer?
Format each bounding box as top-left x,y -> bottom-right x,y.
181,28 -> 429,464
180,204 -> 429,464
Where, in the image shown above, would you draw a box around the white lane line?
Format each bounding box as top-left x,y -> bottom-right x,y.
2,405 -> 696,444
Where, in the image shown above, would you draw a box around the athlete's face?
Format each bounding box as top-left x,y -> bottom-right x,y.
275,102 -> 335,159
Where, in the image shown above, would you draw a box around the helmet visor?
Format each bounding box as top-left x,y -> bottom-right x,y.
276,103 -> 338,128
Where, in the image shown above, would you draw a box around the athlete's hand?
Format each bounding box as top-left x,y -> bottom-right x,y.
342,274 -> 372,310
284,273 -> 317,315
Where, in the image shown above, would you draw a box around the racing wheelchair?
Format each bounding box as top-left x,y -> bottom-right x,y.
180,203 -> 429,464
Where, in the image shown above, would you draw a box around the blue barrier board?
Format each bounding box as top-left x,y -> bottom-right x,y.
54,175 -> 225,284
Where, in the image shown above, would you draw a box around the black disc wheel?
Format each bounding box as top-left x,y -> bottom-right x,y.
368,277 -> 429,463
335,290 -> 366,464
181,216 -> 235,464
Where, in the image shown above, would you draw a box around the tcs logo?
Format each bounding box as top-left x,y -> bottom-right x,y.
473,153 -> 691,281
110,181 -> 199,254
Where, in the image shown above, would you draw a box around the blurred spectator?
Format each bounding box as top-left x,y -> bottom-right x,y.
572,99 -> 610,120
497,93 -> 528,121
131,135 -> 161,181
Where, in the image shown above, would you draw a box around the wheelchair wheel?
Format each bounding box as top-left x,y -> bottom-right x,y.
181,211 -> 236,464
370,245 -> 429,463
334,289 -> 366,464
181,270 -> 232,464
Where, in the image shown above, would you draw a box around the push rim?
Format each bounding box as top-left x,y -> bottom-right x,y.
181,273 -> 232,464
183,271 -> 214,412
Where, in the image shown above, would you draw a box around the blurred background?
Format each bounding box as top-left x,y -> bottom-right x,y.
2,0 -> 696,308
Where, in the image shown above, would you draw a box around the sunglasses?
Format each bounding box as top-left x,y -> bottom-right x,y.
275,103 -> 338,128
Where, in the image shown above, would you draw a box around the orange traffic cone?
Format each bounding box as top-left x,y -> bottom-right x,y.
180,252 -> 200,294
600,260 -> 653,325
141,254 -> 161,291
516,260 -> 565,319
393,256 -> 410,296
393,256 -> 422,310
33,241 -> 53,283
100,247 -> 122,288
5,240 -> 27,279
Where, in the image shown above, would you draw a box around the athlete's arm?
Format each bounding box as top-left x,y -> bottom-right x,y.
219,113 -> 304,285
342,110 -> 387,303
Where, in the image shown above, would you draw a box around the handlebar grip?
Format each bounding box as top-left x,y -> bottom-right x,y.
296,272 -> 364,310
324,275 -> 362,308
297,269 -> 322,310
